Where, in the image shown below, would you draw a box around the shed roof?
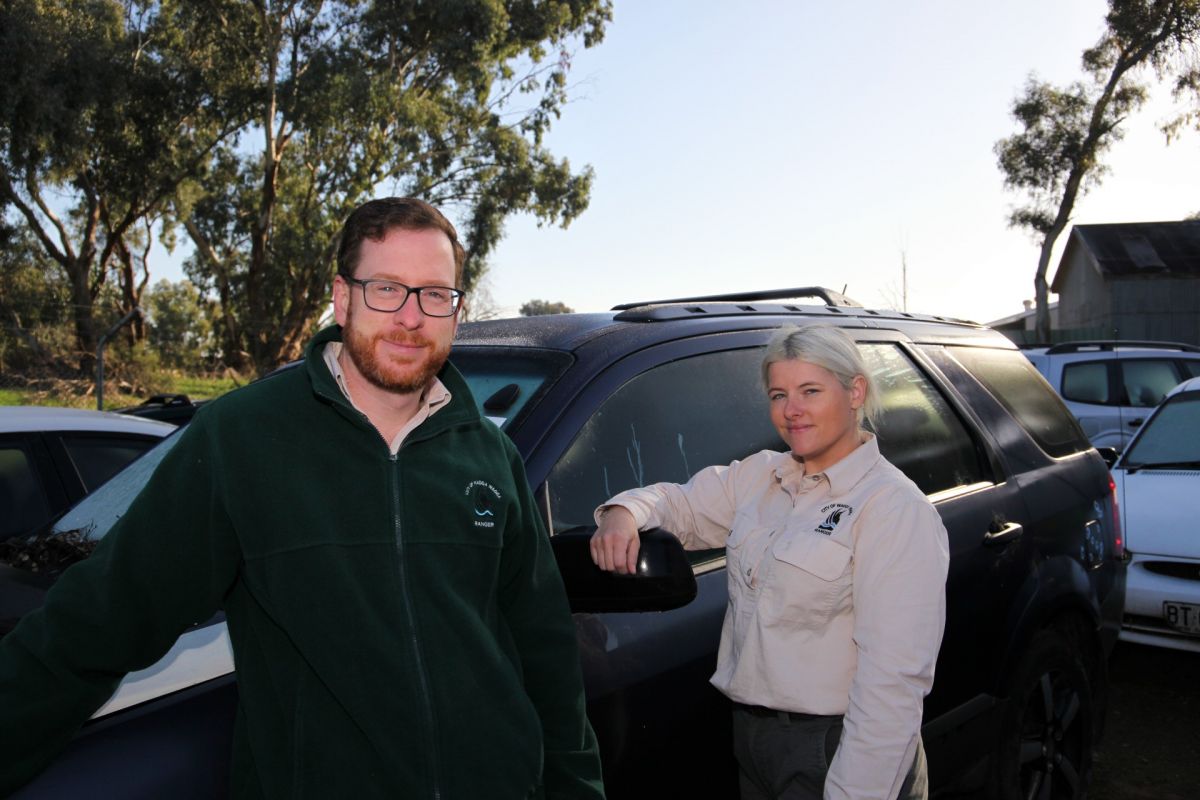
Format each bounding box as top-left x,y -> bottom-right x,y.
1051,220 -> 1200,291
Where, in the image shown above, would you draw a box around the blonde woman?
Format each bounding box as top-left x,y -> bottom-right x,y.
591,324 -> 949,800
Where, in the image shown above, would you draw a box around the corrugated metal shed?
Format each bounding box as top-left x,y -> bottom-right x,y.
1053,220 -> 1200,290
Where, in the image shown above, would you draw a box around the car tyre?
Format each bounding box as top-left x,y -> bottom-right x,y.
990,630 -> 1094,800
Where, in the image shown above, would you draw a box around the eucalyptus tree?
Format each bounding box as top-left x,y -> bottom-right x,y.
144,278 -> 216,370
995,0 -> 1200,341
173,0 -> 611,373
0,221 -> 72,370
0,0 -> 241,370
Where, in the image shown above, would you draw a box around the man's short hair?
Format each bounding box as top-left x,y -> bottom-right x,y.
336,197 -> 467,286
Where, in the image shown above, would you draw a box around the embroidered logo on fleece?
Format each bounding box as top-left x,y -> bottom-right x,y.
465,480 -> 502,529
815,503 -> 853,535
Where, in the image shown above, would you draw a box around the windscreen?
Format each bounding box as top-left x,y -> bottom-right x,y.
1122,392 -> 1200,467
54,433 -> 184,542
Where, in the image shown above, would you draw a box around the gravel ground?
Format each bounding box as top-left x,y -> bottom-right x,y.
1090,640 -> 1199,799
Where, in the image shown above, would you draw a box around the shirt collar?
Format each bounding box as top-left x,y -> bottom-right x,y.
820,432 -> 881,497
773,432 -> 882,498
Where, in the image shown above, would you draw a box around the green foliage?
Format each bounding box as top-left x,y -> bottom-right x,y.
144,279 -> 215,370
0,223 -> 73,372
0,0 -> 237,369
3,0 -> 611,377
1160,2 -> 1200,139
102,339 -> 162,396
519,299 -> 575,316
168,0 -> 612,373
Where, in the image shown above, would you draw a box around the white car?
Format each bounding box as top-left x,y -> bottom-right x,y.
1022,340 -> 1200,451
0,406 -> 175,541
1113,376 -> 1200,653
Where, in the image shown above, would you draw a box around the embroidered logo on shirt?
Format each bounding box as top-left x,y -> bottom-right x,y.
465,480 -> 502,528
815,503 -> 853,535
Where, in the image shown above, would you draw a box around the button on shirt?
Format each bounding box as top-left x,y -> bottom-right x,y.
597,435 -> 949,800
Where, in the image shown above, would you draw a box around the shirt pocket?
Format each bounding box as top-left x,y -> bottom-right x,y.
762,533 -> 853,626
724,519 -> 767,595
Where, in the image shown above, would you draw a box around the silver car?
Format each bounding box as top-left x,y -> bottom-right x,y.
1022,340 -> 1200,450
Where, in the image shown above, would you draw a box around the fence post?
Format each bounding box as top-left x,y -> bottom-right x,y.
96,308 -> 141,411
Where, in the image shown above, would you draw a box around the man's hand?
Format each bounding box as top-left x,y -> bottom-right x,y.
590,506 -> 640,575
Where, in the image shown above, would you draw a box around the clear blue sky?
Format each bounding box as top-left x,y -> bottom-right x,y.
472,0 -> 1200,323
145,1 -> 1198,324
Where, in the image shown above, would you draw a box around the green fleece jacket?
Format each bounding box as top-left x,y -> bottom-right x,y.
0,325 -> 604,799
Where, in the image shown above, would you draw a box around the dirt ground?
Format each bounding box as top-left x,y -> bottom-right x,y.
1090,641 -> 1199,799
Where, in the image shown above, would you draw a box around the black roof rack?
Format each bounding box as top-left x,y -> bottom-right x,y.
611,287 -> 861,311
1042,340 -> 1200,355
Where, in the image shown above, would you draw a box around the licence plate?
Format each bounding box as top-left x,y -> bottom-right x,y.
1164,602 -> 1200,634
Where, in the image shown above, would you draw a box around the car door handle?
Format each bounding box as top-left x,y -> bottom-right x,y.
1127,418 -> 1144,428
983,521 -> 1023,547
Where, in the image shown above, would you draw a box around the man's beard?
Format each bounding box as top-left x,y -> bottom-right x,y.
341,313 -> 451,394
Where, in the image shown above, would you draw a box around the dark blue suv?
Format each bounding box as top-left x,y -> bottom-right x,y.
2,288 -> 1124,799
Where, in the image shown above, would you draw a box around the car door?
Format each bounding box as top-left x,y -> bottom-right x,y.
526,330 -> 1031,795
857,341 -> 1032,785
1058,359 -> 1121,448
529,331 -> 781,798
1115,358 -> 1194,449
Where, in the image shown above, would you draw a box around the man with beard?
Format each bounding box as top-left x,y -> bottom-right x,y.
0,198 -> 605,799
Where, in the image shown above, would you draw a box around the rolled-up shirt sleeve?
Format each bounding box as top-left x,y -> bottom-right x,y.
594,457 -> 750,550
824,490 -> 949,800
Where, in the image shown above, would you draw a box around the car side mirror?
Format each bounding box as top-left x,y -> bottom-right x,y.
1095,446 -> 1119,468
550,527 -> 697,614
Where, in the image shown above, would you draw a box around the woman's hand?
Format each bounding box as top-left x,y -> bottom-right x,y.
590,506 -> 641,575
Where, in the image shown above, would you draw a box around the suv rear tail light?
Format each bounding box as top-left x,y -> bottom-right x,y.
1108,474 -> 1124,559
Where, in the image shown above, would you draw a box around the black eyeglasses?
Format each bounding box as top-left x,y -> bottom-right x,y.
340,275 -> 465,317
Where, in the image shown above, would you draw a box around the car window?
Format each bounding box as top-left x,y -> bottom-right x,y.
546,342 -> 988,549
859,344 -> 988,495
1061,362 -> 1110,405
53,433 -> 184,541
60,435 -> 159,493
1182,360 -> 1200,379
546,348 -> 781,566
0,445 -> 53,540
451,348 -> 571,430
946,345 -> 1091,458
1119,359 -> 1184,408
1122,393 -> 1200,466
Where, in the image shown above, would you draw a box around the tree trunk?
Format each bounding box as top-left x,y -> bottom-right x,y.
116,238 -> 148,343
68,263 -> 97,373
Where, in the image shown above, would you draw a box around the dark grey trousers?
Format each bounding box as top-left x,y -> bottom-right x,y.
732,705 -> 928,800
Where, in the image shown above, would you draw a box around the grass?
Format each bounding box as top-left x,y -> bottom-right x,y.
171,374 -> 242,399
0,389 -> 26,405
0,372 -> 243,409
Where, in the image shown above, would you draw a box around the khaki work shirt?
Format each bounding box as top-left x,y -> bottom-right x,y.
598,435 -> 949,800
